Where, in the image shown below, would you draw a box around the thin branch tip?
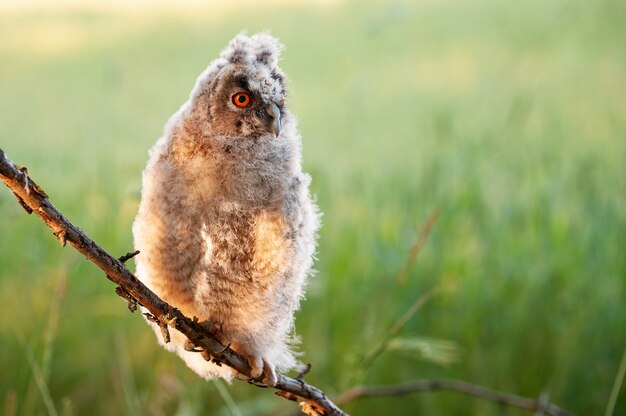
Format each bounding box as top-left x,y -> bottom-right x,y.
118,250 -> 140,264
54,229 -> 68,247
115,286 -> 138,312
336,379 -> 572,416
159,321 -> 171,343
12,191 -> 33,214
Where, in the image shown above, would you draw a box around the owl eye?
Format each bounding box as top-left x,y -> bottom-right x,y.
232,92 -> 251,108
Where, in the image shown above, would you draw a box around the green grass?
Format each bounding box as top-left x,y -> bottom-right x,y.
1,0 -> 625,414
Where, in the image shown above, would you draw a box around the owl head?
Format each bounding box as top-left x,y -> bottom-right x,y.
187,33 -> 289,141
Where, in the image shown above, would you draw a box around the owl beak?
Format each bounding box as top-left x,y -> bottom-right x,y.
267,103 -> 282,138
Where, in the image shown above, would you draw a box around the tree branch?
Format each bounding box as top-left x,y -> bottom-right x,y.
0,147 -> 345,416
335,379 -> 572,416
0,147 -> 575,416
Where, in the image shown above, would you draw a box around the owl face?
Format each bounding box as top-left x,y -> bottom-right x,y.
208,66 -> 286,139
204,33 -> 289,141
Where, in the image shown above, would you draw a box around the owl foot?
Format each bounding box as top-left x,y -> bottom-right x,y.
228,340 -> 277,386
183,339 -> 222,363
262,359 -> 278,386
183,338 -> 204,353
184,319 -> 228,353
245,355 -> 277,387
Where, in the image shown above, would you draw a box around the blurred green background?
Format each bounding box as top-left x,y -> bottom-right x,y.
1,0 -> 625,415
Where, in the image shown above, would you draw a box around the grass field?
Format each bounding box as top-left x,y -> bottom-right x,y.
1,0 -> 625,414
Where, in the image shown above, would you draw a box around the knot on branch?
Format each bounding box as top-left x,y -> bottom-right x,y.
275,391 -> 327,416
144,307 -> 179,344
143,312 -> 170,343
118,250 -> 140,264
53,229 -> 67,247
113,251 -> 142,311
115,286 -> 138,312
12,191 -> 33,214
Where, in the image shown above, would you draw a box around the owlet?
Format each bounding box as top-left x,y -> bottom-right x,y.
132,33 -> 320,386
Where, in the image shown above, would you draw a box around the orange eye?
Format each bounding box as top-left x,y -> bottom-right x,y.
232,92 -> 251,108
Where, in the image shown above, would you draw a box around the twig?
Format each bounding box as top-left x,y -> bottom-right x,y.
335,379 -> 573,416
118,250 -> 140,264
0,147 -> 576,416
535,390 -> 551,416
0,147 -> 345,416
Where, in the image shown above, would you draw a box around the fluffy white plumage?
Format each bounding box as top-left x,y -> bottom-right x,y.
132,33 -> 320,385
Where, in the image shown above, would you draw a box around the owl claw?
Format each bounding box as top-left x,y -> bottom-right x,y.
247,355 -> 263,379
244,355 -> 277,387
261,359 -> 277,387
183,339 -> 215,362
183,339 -> 204,353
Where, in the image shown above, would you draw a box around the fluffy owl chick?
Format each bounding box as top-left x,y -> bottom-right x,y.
132,33 -> 320,386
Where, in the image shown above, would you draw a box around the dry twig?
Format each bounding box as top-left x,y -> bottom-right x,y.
0,147 -> 344,416
336,379 -> 572,416
0,147 -> 575,416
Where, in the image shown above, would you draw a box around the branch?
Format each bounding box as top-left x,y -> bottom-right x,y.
335,379 -> 572,416
0,147 -> 576,416
0,147 -> 345,416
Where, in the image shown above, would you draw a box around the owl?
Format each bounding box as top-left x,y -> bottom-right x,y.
132,33 -> 320,386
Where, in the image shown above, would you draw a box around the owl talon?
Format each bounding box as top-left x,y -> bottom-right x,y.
261,359 -> 277,387
215,342 -> 231,354
184,339 -> 204,353
244,355 -> 277,387
246,355 -> 264,379
234,372 -> 250,381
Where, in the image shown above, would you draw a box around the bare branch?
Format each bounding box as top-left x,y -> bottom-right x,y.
0,147 -> 576,416
0,147 -> 345,416
335,379 -> 573,416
